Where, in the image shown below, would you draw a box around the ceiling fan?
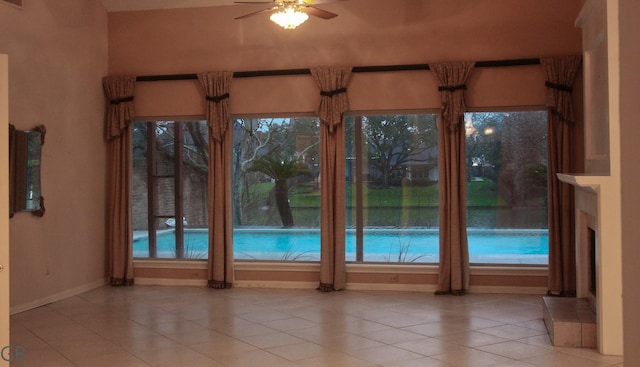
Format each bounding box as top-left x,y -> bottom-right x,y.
234,0 -> 346,29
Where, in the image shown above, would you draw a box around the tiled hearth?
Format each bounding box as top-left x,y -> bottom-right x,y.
543,297 -> 597,348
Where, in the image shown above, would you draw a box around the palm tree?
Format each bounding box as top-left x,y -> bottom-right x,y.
247,154 -> 312,227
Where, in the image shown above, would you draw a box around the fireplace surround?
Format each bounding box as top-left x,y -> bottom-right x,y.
557,174 -> 623,355
551,0 -> 625,356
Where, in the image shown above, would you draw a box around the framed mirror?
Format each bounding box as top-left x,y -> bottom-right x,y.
9,124 -> 45,217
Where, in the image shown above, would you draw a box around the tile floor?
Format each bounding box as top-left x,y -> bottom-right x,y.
9,286 -> 625,366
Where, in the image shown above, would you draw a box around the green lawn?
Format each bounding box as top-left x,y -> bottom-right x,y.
241,179 -> 544,228
252,179 -> 507,208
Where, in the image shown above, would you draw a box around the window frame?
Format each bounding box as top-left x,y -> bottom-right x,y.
345,109 -> 441,264
464,106 -> 549,265
132,118 -> 209,259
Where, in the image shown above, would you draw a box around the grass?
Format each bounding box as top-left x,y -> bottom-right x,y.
238,178 -> 544,228
384,239 -> 427,263
252,179 -> 509,208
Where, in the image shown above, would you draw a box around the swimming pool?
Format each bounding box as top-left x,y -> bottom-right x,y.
133,228 -> 548,264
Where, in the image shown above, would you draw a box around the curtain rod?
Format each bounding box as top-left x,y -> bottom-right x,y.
135,58 -> 541,82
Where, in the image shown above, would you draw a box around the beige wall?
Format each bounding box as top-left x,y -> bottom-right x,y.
107,0 -> 583,117
620,0 -> 640,363
0,1 -> 108,311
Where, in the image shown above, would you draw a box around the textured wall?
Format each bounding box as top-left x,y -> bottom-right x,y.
0,0 -> 109,311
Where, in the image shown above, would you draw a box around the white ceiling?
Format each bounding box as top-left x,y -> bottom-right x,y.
100,0 -> 238,12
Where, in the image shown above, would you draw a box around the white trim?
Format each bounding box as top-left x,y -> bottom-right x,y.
135,278 -> 545,294
346,283 -> 437,292
134,259 -> 207,270
132,261 -> 547,293
468,285 -> 548,294
234,261 -> 320,272
469,265 -> 548,277
10,278 -> 107,315
234,280 -> 318,289
133,260 -> 546,275
135,278 -> 208,287
346,263 -> 439,274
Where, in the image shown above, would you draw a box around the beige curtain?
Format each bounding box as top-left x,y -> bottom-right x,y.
431,62 -> 474,295
542,55 -> 582,296
197,71 -> 234,289
311,66 -> 351,292
103,75 -> 136,286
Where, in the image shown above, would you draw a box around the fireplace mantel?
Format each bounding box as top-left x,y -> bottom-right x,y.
557,173 -> 608,192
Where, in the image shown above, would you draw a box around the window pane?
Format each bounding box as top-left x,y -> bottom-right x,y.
132,120 -> 209,259
233,117 -> 321,261
465,111 -> 548,264
346,114 -> 439,263
179,120 -> 209,259
132,121 -> 149,255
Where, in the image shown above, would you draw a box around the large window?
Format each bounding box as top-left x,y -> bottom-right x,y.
464,111 -> 548,264
132,120 -> 209,259
232,117 -> 321,261
345,114 -> 440,263
130,111 -> 549,266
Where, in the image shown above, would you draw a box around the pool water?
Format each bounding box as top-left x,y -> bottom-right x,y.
133,228 -> 548,264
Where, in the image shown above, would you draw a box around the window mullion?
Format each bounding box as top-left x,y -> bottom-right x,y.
174,122 -> 185,258
147,122 -> 158,258
355,116 -> 364,262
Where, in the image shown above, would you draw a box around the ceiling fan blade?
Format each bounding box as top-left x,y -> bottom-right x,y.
304,5 -> 338,19
235,6 -> 277,20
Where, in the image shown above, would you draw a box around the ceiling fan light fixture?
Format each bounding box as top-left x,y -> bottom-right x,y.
270,5 -> 309,29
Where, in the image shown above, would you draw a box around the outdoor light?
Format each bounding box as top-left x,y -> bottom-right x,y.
464,118 -> 477,137
483,126 -> 495,136
270,5 -> 309,29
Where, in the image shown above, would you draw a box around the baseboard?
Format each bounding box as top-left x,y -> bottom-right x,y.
234,280 -> 318,289
468,285 -> 548,294
133,279 -> 546,294
234,281 -> 437,293
10,278 -> 108,315
134,277 -> 208,287
346,283 -> 437,292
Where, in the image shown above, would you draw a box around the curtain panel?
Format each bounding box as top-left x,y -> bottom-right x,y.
431,62 -> 474,295
103,75 -> 136,286
311,66 -> 351,292
542,55 -> 582,296
197,71 -> 234,289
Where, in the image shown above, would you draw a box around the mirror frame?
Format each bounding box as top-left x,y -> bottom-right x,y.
9,124 -> 46,218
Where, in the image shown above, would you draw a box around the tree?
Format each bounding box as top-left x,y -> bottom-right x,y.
465,111 -> 547,205
140,120 -> 210,175
499,111 -> 547,204
465,112 -> 504,181
363,115 -> 438,187
232,117 -> 320,226
247,154 -> 312,227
